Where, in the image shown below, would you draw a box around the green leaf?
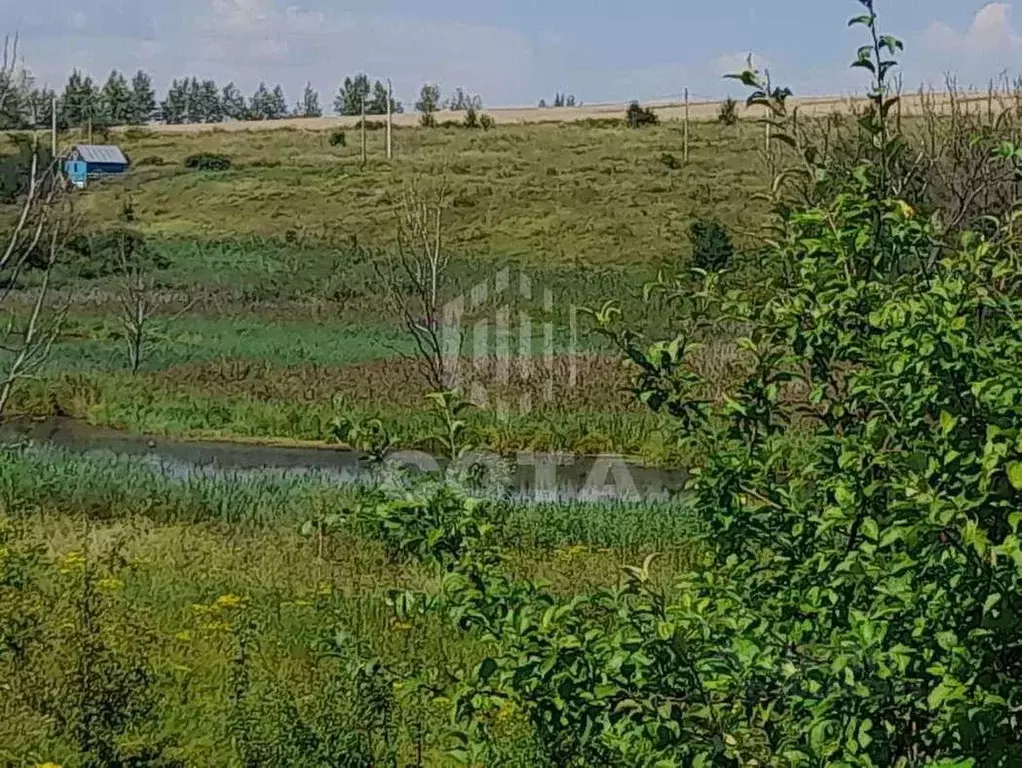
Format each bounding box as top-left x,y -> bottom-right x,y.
983,593 -> 1001,616
1007,461 -> 1022,491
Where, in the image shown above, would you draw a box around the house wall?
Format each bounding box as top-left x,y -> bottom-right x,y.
86,162 -> 128,175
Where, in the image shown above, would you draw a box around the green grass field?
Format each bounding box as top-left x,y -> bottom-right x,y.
0,118 -> 761,764
0,444 -> 700,765
4,118 -> 769,460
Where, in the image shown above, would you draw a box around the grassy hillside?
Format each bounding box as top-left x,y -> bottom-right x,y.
76,120 -> 770,266
1,118 -> 773,461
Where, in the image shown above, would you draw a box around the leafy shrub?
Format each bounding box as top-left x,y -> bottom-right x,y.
346,5 -> 1022,766
479,113 -> 495,131
625,101 -> 658,128
328,129 -> 346,147
463,106 -> 479,129
0,139 -> 53,204
660,152 -> 681,170
136,155 -> 168,167
687,217 -> 734,272
62,227 -> 170,279
718,96 -> 739,126
183,153 -> 232,171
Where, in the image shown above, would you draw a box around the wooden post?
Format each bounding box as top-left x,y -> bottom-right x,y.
765,121 -> 771,154
361,96 -> 367,167
683,88 -> 690,164
386,79 -> 393,160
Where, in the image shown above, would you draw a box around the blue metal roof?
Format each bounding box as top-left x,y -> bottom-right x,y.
73,144 -> 129,165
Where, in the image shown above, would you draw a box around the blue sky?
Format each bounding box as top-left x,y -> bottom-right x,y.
3,0 -> 1021,107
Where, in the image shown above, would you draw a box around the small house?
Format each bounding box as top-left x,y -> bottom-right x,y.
64,144 -> 130,188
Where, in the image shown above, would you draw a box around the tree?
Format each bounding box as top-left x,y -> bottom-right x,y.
0,44 -> 33,128
296,82 -> 321,117
0,43 -> 72,420
415,83 -> 441,127
333,73 -> 371,116
446,87 -> 481,111
220,82 -> 247,121
128,70 -> 156,124
24,86 -> 57,129
100,70 -> 131,125
62,69 -> 100,128
198,79 -> 222,123
185,77 -> 203,123
269,84 -> 288,119
538,98 -> 547,108
248,82 -> 285,120
367,79 -> 400,115
374,179 -> 456,391
159,79 -> 187,124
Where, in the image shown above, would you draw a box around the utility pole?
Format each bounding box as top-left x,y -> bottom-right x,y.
386,79 -> 393,160
361,96 -> 367,167
683,88 -> 690,164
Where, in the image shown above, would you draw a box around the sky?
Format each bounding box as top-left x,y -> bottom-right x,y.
2,0 -> 1022,108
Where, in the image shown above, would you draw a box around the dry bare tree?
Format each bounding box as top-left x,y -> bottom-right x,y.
373,176 -> 460,392
0,34 -> 73,419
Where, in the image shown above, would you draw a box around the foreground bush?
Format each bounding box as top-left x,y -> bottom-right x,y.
359,3 -> 1022,764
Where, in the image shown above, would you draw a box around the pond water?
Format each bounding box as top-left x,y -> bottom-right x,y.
0,418 -> 689,504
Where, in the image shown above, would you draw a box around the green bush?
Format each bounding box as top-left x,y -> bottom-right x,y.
0,138 -> 53,204
687,217 -> 734,272
625,101 -> 658,128
343,5 -> 1022,766
328,129 -> 346,147
183,153 -> 232,171
660,151 -> 681,170
718,96 -> 739,126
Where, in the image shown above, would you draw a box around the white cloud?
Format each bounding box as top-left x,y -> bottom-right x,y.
5,0 -> 536,105
918,3 -> 1022,83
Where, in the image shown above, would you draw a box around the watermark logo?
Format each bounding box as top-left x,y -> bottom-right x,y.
441,267 -> 577,418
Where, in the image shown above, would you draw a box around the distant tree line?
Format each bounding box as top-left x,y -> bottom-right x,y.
0,61 -> 507,130
539,93 -> 580,108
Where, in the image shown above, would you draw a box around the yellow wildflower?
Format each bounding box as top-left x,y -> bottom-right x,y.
174,630 -> 192,642
36,763 -> 62,768
202,620 -> 232,633
214,594 -> 246,609
97,577 -> 124,592
292,600 -> 312,608
316,581 -> 333,597
59,551 -> 86,574
895,200 -> 915,219
392,621 -> 413,632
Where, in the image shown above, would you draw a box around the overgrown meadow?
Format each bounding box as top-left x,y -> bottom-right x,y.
2,0 -> 1022,764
